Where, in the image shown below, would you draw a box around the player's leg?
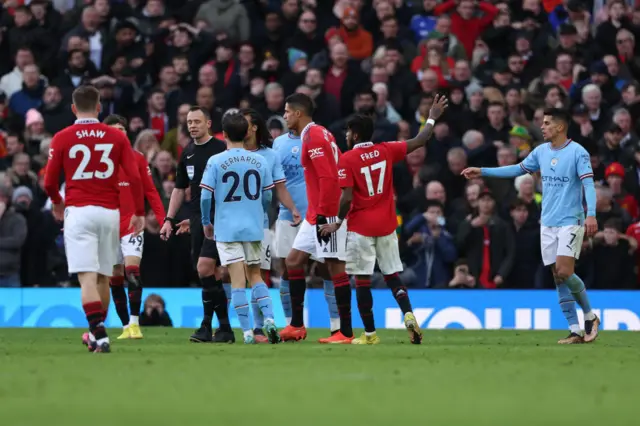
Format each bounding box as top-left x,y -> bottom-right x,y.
315,262 -> 340,334
110,263 -> 131,338
86,206 -> 120,353
556,225 -> 599,342
542,226 -> 583,344
79,272 -> 110,352
124,255 -> 144,339
342,231 -> 378,345
378,232 -> 422,344
281,220 -> 314,341
278,259 -> 292,323
247,241 -> 280,344
250,229 -> 272,342
115,232 -> 145,338
219,242 -> 254,344
316,219 -> 353,344
220,267 -> 231,306
274,219 -> 298,324
189,220 -> 233,343
97,273 -> 110,317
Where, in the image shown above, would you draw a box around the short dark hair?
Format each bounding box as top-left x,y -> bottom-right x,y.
346,114 -> 374,142
188,105 -> 211,121
543,107 -> 571,126
510,198 -> 528,211
222,113 -> 249,142
6,132 -> 24,144
285,93 -> 315,116
103,114 -> 128,127
72,85 -> 100,113
239,107 -> 273,148
604,218 -> 622,232
425,199 -> 444,212
147,88 -> 165,100
488,101 -> 505,110
355,86 -> 377,102
15,5 -> 31,14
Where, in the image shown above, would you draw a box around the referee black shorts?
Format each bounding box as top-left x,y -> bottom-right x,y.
190,216 -> 219,269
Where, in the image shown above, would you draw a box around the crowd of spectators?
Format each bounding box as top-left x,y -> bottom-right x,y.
0,0 -> 639,290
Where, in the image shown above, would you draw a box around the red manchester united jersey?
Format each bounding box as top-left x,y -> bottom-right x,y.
44,119 -> 144,215
301,122 -> 342,225
118,151 -> 166,237
338,141 -> 407,237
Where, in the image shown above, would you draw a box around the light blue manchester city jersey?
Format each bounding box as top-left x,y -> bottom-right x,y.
273,132 -> 307,221
519,140 -> 594,227
250,146 -> 285,228
200,148 -> 274,242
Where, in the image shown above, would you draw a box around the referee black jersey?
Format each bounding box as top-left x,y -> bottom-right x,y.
175,136 -> 226,214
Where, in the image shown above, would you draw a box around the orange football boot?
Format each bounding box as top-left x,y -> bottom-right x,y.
318,331 -> 354,344
280,325 -> 307,342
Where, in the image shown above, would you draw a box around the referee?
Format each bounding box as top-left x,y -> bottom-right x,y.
159,106 -> 234,343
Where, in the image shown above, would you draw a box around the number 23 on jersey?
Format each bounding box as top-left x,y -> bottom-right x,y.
68,144 -> 115,180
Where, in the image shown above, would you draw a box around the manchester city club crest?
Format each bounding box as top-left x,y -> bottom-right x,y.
291,146 -> 299,154
550,158 -> 558,171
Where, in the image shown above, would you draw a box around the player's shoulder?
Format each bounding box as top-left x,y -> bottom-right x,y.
568,140 -> 589,155
250,150 -> 269,164
340,148 -> 358,162
258,146 -> 275,158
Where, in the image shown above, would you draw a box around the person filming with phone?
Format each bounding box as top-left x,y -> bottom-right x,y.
401,200 -> 457,288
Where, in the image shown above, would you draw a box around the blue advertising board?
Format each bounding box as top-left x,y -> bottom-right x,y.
1,289 -> 639,330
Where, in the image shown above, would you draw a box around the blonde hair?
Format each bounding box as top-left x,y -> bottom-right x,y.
483,87 -> 505,104
134,130 -> 159,153
514,174 -> 534,193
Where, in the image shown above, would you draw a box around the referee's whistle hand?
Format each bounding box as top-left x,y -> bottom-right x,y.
175,219 -> 190,235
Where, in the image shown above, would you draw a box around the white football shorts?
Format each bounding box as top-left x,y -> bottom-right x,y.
216,241 -> 262,266
291,218 -> 347,262
64,205 -> 119,276
261,228 -> 272,270
345,231 -> 403,275
540,225 -> 585,266
116,232 -> 144,265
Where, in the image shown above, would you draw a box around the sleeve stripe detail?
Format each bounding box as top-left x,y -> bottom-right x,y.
273,178 -> 287,184
263,184 -> 275,190
520,163 -> 533,174
199,183 -> 215,192
580,173 -> 594,180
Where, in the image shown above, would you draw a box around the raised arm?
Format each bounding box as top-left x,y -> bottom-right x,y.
462,148 -> 539,180
405,94 -> 448,153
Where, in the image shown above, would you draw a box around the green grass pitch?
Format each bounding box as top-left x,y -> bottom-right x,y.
0,328 -> 638,426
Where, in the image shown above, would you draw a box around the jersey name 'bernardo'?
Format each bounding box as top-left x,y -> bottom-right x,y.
75,129 -> 106,139
220,155 -> 263,171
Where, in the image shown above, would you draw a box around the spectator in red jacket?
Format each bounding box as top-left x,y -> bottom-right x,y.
606,162 -> 639,220
434,0 -> 499,57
